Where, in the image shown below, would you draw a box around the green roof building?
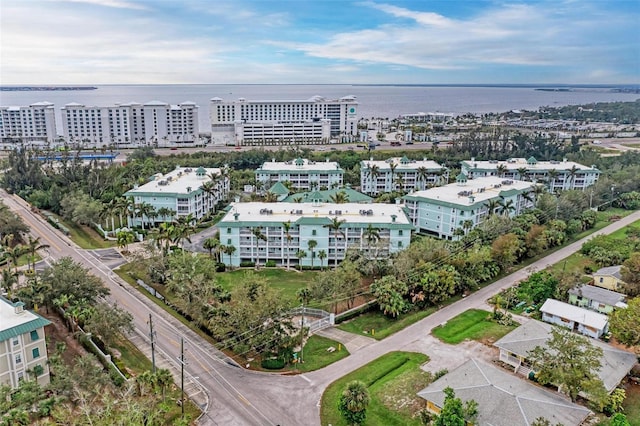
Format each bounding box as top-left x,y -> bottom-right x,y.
360,157 -> 448,195
282,186 -> 373,204
256,158 -> 343,191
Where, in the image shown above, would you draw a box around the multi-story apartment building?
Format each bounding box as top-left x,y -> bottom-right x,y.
0,102 -> 57,148
0,297 -> 51,389
360,156 -> 448,195
255,158 -> 344,191
124,166 -> 229,227
460,157 -> 600,192
217,201 -> 413,267
210,95 -> 358,145
61,101 -> 199,148
403,175 -> 537,239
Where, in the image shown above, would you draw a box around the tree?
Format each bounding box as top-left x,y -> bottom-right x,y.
324,217 -> 346,269
84,302 -> 134,348
621,252 -> 640,296
491,233 -> 522,269
318,249 -> 327,271
363,224 -> 380,258
117,229 -> 135,253
432,387 -> 478,426
609,297 -> 640,347
154,368 -> 173,402
283,221 -> 293,270
370,275 -> 407,318
611,413 -> 631,426
307,239 -> 318,268
517,271 -> 558,305
0,268 -> 18,299
223,244 -> 236,267
498,198 -> 515,216
25,235 -> 49,271
484,199 -> 500,216
296,249 -> 307,270
527,326 -> 605,402
329,191 -> 349,204
202,237 -> 220,261
251,227 -> 267,267
338,380 -> 370,425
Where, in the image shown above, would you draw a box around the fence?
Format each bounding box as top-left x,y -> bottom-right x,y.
289,306 -> 333,333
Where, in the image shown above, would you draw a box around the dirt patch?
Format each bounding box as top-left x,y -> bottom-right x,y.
41,309 -> 88,363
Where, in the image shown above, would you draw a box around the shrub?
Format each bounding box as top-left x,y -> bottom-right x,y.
265,260 -> 276,267
261,357 -> 285,370
240,261 -> 255,267
215,262 -> 226,272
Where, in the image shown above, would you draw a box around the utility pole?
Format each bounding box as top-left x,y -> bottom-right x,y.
179,338 -> 185,417
149,314 -> 156,373
300,305 -> 305,364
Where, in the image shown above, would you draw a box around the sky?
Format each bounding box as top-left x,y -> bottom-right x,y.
1,0 -> 639,85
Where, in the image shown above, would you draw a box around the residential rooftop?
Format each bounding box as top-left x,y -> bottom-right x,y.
569,285 -> 627,307
417,359 -> 591,426
540,299 -> 609,330
0,296 -> 51,342
594,265 -> 623,280
404,176 -> 535,206
257,158 -> 342,173
281,187 -> 373,203
220,202 -> 411,227
462,157 -> 598,172
494,319 -> 637,392
361,156 -> 445,171
125,166 -> 222,196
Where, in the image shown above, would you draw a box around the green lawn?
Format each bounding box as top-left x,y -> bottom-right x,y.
338,308 -> 435,340
597,385 -> 640,425
50,213 -> 117,249
294,335 -> 350,373
432,309 -> 516,345
216,268 -> 318,303
321,351 -> 431,426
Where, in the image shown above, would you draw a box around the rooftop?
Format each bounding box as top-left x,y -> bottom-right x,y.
282,187 -> 373,204
462,157 -> 598,172
361,157 -> 444,171
417,359 -> 591,426
210,95 -> 357,104
257,158 -> 343,173
594,265 -> 622,280
404,176 -> 535,207
0,296 -> 51,342
494,319 -> 636,392
569,285 -> 626,307
125,166 -> 222,196
540,298 -> 609,330
219,202 -> 411,227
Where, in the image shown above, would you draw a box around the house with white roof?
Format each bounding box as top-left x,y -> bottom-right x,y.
540,298 -> 609,339
568,285 -> 627,315
255,158 -> 343,191
417,359 -> 592,426
124,166 -> 229,227
0,297 -> 51,389
460,157 -> 600,192
360,156 -> 448,195
494,319 -> 636,394
217,201 -> 412,267
403,175 -> 536,239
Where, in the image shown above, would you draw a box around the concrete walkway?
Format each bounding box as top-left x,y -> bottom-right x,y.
314,327 -> 377,353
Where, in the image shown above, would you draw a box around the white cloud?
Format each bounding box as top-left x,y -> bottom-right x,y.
51,0 -> 147,10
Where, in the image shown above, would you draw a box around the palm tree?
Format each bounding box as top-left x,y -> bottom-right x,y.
25,236 -> 49,271
329,191 -> 349,204
324,217 -> 346,269
517,167 -> 529,181
318,249 -> 327,271
416,166 -> 430,190
251,227 -> 267,268
388,162 -> 398,192
394,174 -> 405,194
307,239 -> 317,268
496,164 -> 508,178
283,221 -> 293,270
0,268 -> 18,298
363,224 -> 380,257
222,244 -> 236,267
156,207 -> 173,223
154,368 -> 173,402
498,198 -> 515,216
338,380 -> 370,425
296,250 -> 307,270
174,214 -> 197,250
365,164 -> 380,194
566,165 -> 580,189
462,219 -> 474,234
203,237 -> 220,261
547,168 -> 559,193
484,199 -> 501,216
114,196 -> 130,228
117,230 -> 135,253
6,244 -> 25,273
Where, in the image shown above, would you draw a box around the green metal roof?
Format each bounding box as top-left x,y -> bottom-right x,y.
268,181 -> 290,195
295,216 -> 333,226
195,166 -> 206,175
0,316 -> 51,342
282,188 -> 373,203
527,156 -> 538,164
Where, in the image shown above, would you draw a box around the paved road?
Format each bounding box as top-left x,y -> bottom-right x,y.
5,188 -> 639,425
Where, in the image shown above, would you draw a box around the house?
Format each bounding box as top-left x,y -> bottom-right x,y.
360,156 -> 448,195
592,265 -> 626,292
0,297 -> 51,389
494,319 -> 637,393
568,285 -> 627,315
540,299 -> 609,339
255,158 -> 344,191
417,359 -> 592,426
217,201 -> 412,267
460,157 -> 600,192
124,166 -> 229,227
402,175 -> 536,240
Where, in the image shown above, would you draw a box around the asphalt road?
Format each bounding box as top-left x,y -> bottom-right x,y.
4,188 -> 639,425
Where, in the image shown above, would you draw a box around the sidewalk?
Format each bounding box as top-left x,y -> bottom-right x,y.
314,327 -> 377,353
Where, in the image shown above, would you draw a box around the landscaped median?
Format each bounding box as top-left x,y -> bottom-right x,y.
431,309 -> 517,344
321,351 -> 431,426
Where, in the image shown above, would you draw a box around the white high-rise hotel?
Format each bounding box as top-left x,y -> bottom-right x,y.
61,101 -> 199,148
210,96 -> 358,146
0,102 -> 57,147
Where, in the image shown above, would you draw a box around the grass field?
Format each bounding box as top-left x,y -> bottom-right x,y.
49,213 -> 117,249
321,351 -> 431,426
432,309 -> 517,345
338,308 -> 435,340
294,335 -> 350,373
216,268 -> 318,303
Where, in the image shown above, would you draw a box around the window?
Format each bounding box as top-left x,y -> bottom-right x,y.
227,228 -> 231,234
398,241 -> 403,248
12,337 -> 19,346
398,230 -> 403,236
15,354 -> 22,364
32,348 -> 40,359
599,277 -> 604,283
30,330 -> 39,341
312,230 -> 317,236
227,239 -> 231,245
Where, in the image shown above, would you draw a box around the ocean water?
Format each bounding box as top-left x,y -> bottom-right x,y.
1,84 -> 638,131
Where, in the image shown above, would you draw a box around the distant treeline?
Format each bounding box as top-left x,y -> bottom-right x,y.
531,99 -> 640,124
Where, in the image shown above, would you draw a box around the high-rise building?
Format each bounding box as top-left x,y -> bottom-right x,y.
210,95 -> 358,145
61,101 -> 199,148
0,102 -> 57,148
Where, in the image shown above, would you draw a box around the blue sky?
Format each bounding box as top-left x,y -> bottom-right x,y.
1,0 -> 638,84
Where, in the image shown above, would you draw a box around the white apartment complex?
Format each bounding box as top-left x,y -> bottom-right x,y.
217,201 -> 413,267
360,156 -> 448,195
124,166 -> 229,227
0,102 -> 57,148
210,95 -> 358,145
0,297 -> 51,389
460,157 -> 600,192
403,176 -> 537,239
61,101 -> 199,148
256,158 -> 344,191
